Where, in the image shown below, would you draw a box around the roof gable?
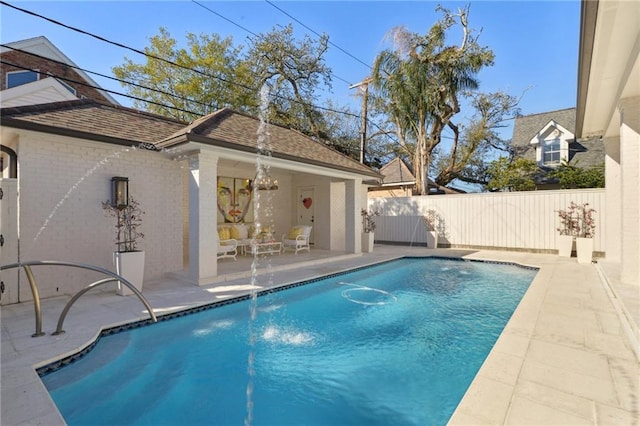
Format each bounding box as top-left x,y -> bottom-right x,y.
1,36 -> 119,105
379,157 -> 415,184
512,108 -> 576,147
0,77 -> 78,107
529,120 -> 574,145
159,108 -> 379,178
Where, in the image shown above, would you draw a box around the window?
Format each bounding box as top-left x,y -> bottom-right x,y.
543,137 -> 561,165
6,70 -> 39,88
57,79 -> 77,95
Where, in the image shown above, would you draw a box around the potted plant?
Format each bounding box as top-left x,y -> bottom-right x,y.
575,202 -> 596,264
557,201 -> 596,263
556,203 -> 578,257
361,208 -> 379,253
103,197 -> 145,295
423,209 -> 440,249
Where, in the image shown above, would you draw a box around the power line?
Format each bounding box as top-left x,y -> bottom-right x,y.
264,0 -> 372,72
1,60 -> 204,117
192,0 -> 355,86
1,44 -> 221,111
0,0 -> 359,119
1,1 -> 404,156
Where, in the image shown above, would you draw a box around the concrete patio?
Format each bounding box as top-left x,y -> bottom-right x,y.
1,245 -> 638,425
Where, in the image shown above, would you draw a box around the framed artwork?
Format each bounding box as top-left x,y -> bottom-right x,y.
217,177 -> 253,223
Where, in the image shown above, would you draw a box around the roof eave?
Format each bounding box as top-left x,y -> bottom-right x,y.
576,0 -> 599,138
183,132 -> 381,179
1,117 -> 144,148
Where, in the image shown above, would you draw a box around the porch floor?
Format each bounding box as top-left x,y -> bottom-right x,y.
1,245 -> 638,425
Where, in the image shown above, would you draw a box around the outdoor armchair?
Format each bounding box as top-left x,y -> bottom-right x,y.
281,225 -> 312,254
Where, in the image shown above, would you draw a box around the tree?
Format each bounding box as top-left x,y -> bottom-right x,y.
548,162 -> 605,188
245,24 -> 333,140
371,5 -> 495,194
486,157 -> 538,191
112,27 -> 252,122
433,91 -> 521,187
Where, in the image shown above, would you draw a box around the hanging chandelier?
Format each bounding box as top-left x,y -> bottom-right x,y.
254,166 -> 278,191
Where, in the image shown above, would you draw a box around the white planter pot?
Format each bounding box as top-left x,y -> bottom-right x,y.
576,237 -> 594,264
114,251 -> 145,296
426,231 -> 439,249
362,232 -> 374,253
557,235 -> 574,257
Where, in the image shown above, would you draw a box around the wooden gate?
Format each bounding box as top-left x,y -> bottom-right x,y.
0,179 -> 19,304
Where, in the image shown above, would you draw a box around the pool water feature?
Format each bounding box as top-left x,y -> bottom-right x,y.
40,257 -> 537,425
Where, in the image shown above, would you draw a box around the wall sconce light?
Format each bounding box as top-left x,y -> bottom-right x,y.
111,176 -> 129,209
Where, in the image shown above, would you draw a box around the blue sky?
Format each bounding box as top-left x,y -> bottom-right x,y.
1,1 -> 581,135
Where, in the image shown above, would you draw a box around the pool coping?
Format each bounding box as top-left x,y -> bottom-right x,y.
35,255 -> 539,378
1,247 -> 638,425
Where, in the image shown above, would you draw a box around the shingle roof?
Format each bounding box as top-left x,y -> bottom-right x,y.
510,107 -> 603,167
1,100 -> 381,178
0,99 -> 186,145
511,108 -> 576,148
379,157 -> 415,184
158,108 -> 380,177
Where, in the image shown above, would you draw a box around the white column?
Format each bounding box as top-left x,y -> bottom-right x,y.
603,136 -> 621,262
345,178 -> 362,253
619,96 -> 640,284
188,151 -> 219,285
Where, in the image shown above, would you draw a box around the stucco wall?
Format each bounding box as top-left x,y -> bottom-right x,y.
15,130 -> 183,299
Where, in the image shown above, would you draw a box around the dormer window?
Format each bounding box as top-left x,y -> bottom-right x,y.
529,121 -> 572,167
6,70 -> 39,88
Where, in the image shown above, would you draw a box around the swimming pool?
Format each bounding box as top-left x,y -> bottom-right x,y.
40,257 -> 537,425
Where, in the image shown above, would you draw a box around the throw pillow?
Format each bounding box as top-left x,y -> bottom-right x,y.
218,227 -> 230,241
287,227 -> 303,239
230,226 -> 240,239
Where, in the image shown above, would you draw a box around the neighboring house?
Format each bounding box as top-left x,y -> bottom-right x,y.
0,99 -> 381,303
0,36 -> 118,107
368,157 -> 464,197
576,0 -> 639,286
510,107 -> 604,189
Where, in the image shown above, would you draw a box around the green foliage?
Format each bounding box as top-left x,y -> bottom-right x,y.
112,27 -> 251,123
548,162 -> 605,189
370,4 -> 497,194
113,25 -> 336,144
486,157 -> 538,192
246,24 -> 332,140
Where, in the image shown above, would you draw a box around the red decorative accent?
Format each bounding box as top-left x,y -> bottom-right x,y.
302,197 -> 312,209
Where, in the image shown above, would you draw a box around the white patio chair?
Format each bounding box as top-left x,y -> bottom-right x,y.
281,225 -> 312,254
217,236 -> 238,261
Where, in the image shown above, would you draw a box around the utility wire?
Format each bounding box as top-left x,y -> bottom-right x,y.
1,1 -> 402,156
1,61 -> 204,117
1,45 -> 221,111
0,0 -> 359,118
264,0 -> 372,72
191,0 -> 354,86
191,0 -> 258,37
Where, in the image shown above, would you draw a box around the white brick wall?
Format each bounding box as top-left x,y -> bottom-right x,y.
619,97 -> 640,283
16,131 -> 183,298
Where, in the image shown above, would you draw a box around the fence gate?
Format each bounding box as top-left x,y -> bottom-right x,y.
0,179 -> 19,305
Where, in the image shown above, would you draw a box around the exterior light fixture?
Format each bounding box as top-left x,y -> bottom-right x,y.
111,176 -> 129,209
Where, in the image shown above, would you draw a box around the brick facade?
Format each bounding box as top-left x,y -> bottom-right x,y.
15,131 -> 183,299
1,50 -> 112,103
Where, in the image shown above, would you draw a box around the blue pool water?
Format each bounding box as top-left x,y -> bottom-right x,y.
41,257 -> 537,425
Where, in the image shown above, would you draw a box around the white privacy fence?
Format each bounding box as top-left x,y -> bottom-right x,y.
368,189 -> 606,253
